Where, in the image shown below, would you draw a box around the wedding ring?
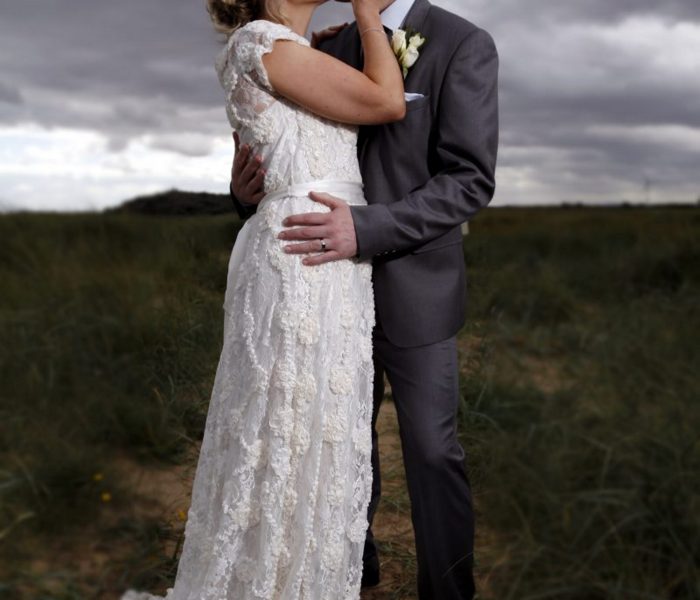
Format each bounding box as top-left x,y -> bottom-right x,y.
320,238 -> 327,251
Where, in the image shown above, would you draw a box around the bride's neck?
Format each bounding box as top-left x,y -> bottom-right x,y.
267,2 -> 317,38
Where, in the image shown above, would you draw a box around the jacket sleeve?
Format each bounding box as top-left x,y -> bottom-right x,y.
349,27 -> 499,261
230,180 -> 258,221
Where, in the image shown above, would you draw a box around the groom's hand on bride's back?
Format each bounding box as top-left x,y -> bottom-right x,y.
311,23 -> 348,49
231,132 -> 266,207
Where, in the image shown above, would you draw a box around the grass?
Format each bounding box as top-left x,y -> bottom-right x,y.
0,206 -> 698,599
458,207 -> 700,599
0,214 -> 238,598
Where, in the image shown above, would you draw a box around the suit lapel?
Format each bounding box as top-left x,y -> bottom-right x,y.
401,0 -> 431,36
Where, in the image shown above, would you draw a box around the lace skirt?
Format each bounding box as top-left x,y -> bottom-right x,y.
121,180 -> 375,600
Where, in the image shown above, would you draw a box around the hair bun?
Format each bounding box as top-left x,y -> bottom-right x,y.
206,0 -> 261,33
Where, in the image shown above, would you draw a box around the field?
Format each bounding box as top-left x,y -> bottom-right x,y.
0,206 -> 698,599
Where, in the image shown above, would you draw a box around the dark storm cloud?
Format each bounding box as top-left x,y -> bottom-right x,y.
439,0 -> 700,202
465,0 -> 700,25
0,82 -> 23,105
1,0 -> 699,204
0,0 -> 225,152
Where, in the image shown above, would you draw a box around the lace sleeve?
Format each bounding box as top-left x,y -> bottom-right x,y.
230,20 -> 310,94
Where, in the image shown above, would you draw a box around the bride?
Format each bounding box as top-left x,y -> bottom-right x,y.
121,0 -> 405,598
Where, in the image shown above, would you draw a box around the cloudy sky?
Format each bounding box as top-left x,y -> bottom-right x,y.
1,0 -> 698,212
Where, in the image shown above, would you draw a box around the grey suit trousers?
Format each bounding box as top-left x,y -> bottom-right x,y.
367,311 -> 475,599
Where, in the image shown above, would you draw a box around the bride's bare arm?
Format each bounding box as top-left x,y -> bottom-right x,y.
262,2 -> 405,125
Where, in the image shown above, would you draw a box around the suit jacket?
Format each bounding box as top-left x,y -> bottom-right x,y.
231,0 -> 499,347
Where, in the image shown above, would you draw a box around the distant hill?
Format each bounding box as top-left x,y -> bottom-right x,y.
107,189 -> 235,216
106,188 -> 700,217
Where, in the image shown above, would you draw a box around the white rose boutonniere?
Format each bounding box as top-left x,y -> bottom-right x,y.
391,27 -> 427,78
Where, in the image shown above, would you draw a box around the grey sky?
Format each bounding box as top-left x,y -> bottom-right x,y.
1,0 -> 698,210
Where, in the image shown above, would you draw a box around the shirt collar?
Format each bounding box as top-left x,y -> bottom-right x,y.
380,0 -> 417,32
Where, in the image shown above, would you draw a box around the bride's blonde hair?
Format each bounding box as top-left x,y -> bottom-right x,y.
206,0 -> 286,34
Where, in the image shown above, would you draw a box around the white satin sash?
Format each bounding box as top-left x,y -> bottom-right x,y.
257,179 -> 365,210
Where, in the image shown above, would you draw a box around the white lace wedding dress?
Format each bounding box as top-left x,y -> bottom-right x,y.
121,19 -> 375,600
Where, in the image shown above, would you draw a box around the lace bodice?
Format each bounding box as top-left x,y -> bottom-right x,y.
215,20 -> 362,193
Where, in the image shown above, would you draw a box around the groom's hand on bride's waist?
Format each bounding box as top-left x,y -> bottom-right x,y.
278,192 -> 359,266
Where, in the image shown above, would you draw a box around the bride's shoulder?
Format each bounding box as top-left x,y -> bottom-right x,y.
232,19 -> 309,47
215,19 -> 310,82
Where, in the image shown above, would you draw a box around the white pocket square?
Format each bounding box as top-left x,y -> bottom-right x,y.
404,92 -> 425,102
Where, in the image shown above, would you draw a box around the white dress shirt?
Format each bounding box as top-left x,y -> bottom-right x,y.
380,0 -> 417,31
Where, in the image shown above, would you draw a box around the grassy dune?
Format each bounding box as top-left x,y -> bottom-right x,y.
0,207 -> 698,599
457,208 -> 699,599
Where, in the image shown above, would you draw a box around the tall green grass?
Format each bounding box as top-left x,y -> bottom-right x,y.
459,207 -> 700,599
0,214 -> 241,542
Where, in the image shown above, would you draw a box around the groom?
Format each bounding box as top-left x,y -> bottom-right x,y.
230,0 -> 498,597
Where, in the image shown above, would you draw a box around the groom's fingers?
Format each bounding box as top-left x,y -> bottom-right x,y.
308,191 -> 343,209
283,240 -> 329,254
232,142 -> 248,175
311,22 -> 348,48
303,250 -> 342,266
245,168 -> 266,196
281,212 -> 329,229
250,190 -> 265,204
240,152 -> 263,183
280,224 -> 330,243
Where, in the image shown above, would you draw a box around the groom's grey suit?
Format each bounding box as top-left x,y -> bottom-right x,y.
325,4 -> 498,596
231,1 -> 498,597
331,0 -> 498,350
